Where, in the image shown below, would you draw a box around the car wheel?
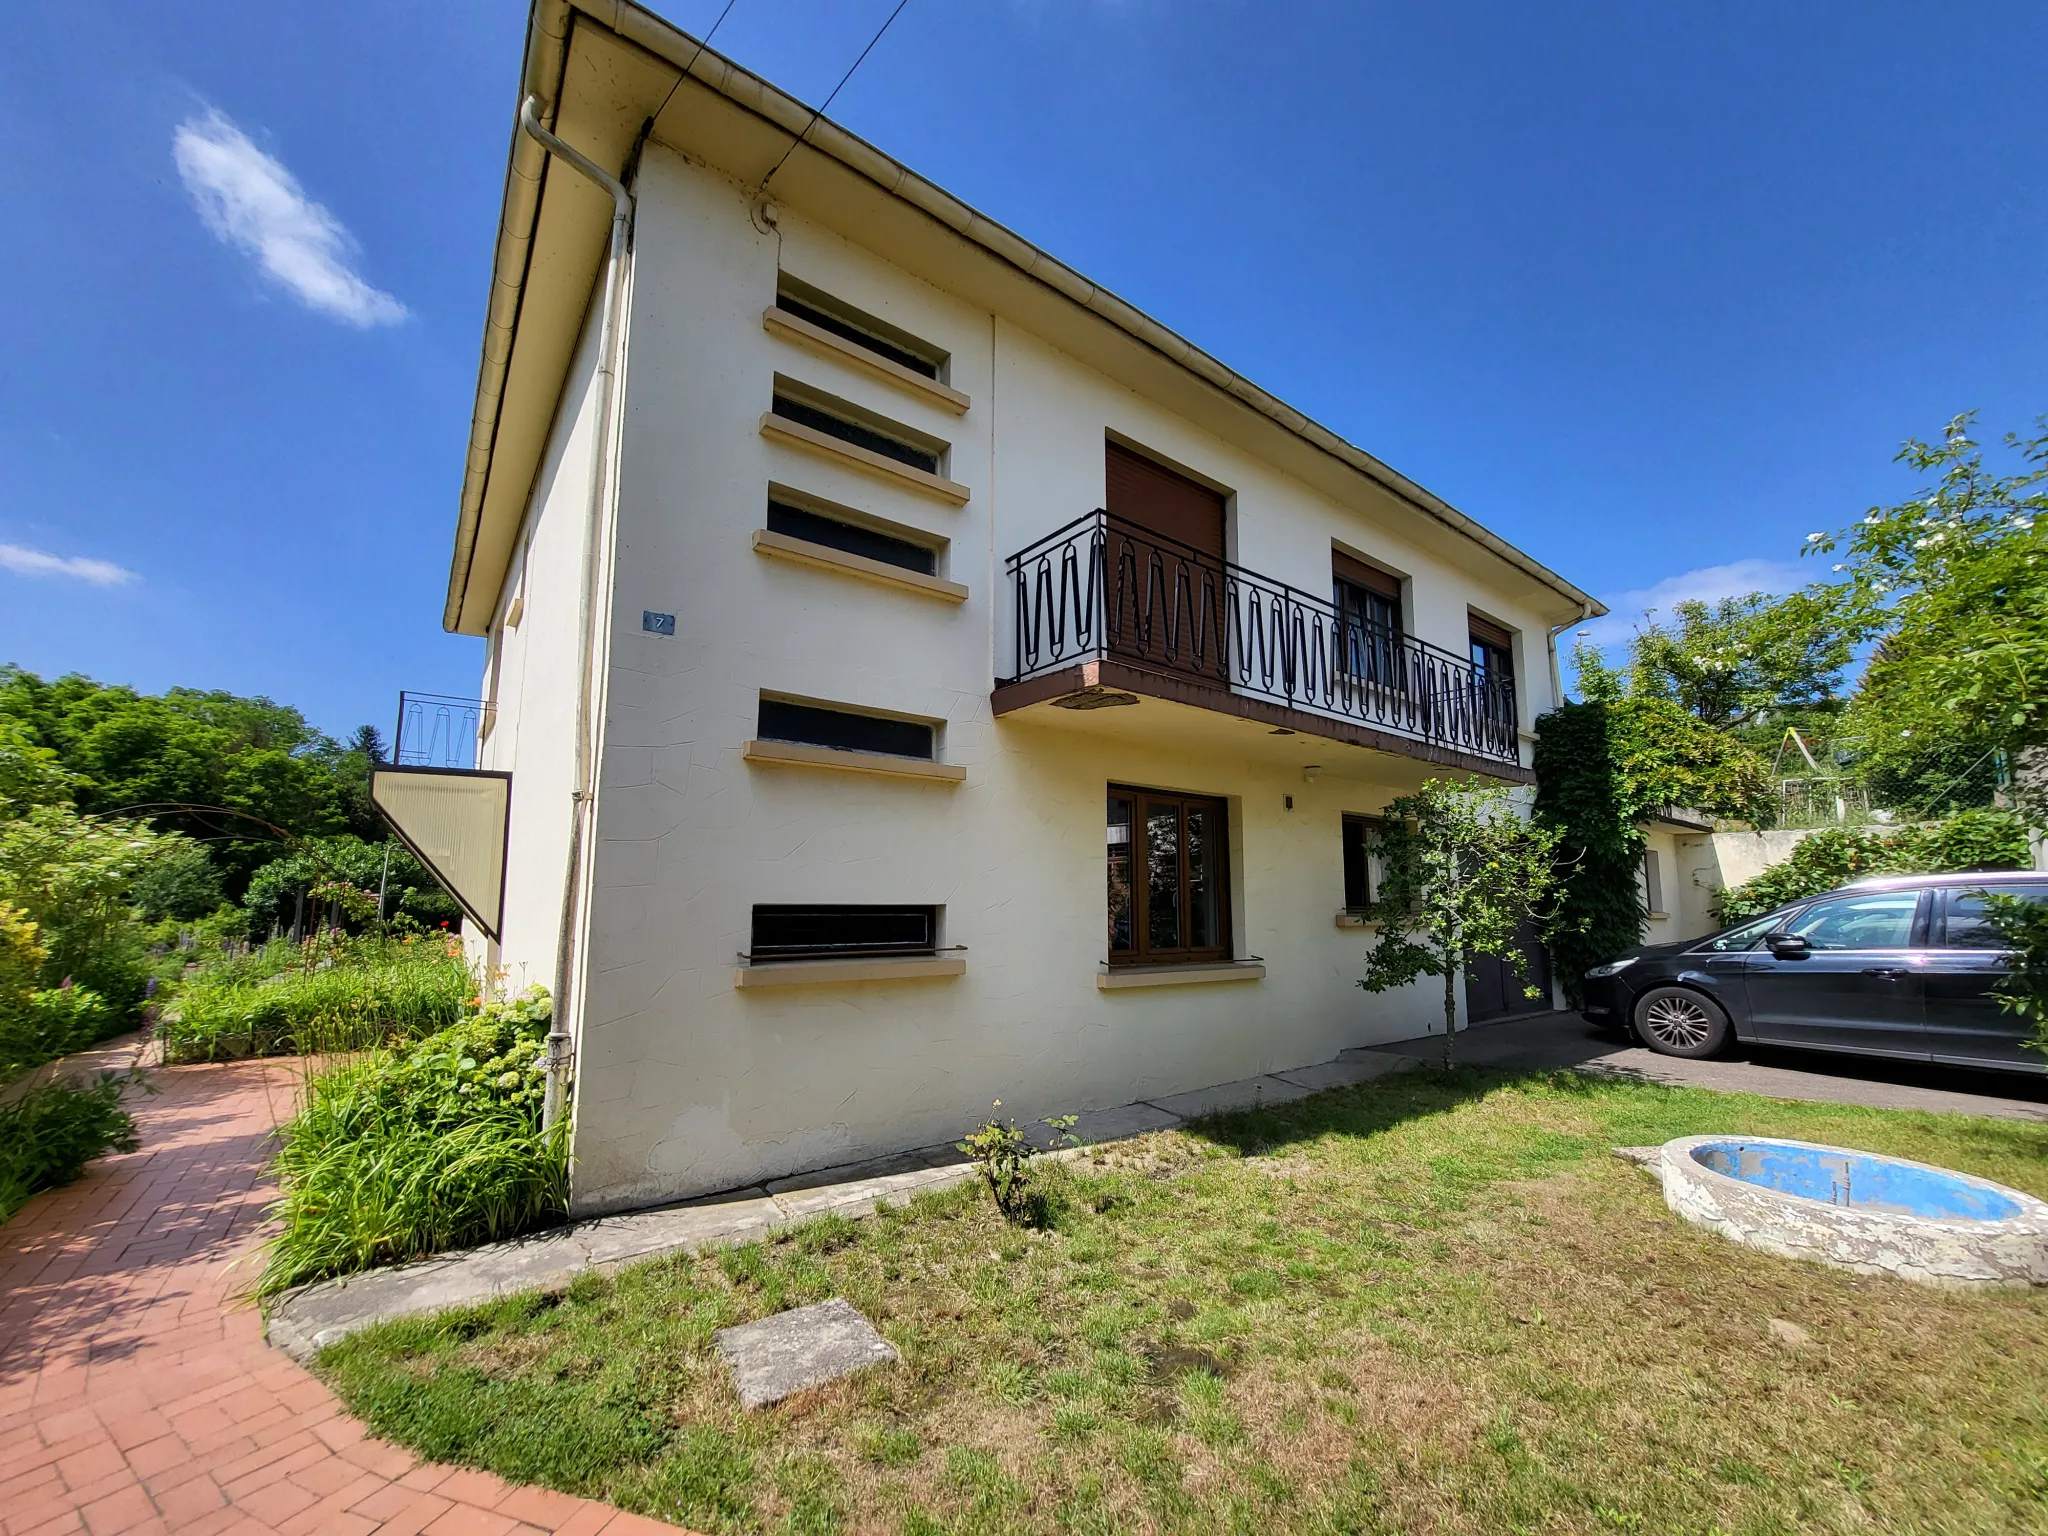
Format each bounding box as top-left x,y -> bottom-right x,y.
1632,987 -> 1730,1059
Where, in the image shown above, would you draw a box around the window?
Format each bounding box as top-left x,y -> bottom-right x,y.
771,388 -> 942,475
1942,886 -> 2048,949
751,904 -> 936,960
758,698 -> 934,760
1107,786 -> 1229,965
1342,814 -> 1378,911
1469,615 -> 1515,686
1332,551 -> 1402,686
776,275 -> 945,380
1783,890 -> 1920,950
1642,849 -> 1665,917
766,498 -> 936,576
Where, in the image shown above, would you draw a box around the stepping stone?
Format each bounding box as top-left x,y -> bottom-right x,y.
714,1297 -> 898,1409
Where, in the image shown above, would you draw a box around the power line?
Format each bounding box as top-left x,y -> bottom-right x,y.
759,0 -> 911,192
648,0 -> 743,133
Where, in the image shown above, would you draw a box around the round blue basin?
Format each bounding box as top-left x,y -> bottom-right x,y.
1689,1140 -> 2023,1222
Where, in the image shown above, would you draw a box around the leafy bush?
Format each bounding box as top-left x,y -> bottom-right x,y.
1715,809 -> 2034,923
161,936 -> 471,1061
260,988 -> 564,1293
957,1102 -> 1075,1225
0,1073 -> 137,1223
0,986 -> 118,1079
242,835 -> 460,938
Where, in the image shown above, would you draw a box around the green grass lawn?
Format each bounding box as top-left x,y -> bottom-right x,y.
316,1070 -> 2048,1534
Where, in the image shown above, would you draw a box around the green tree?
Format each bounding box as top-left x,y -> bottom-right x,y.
0,805 -> 170,1005
242,835 -> 459,938
1810,414 -> 2048,811
1358,779 -> 1562,1069
1576,592 -> 1850,732
0,667 -> 348,896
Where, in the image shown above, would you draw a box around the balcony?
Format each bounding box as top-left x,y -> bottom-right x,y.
993,512 -> 1526,779
394,692 -> 492,770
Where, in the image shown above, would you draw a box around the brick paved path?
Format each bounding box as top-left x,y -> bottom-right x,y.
0,1060 -> 686,1536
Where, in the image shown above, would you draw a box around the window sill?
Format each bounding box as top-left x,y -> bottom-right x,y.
1334,910 -> 1380,930
1647,910 -> 1670,921
1097,961 -> 1266,990
759,413 -> 971,505
743,739 -> 966,783
751,529 -> 968,602
762,308 -> 970,415
735,955 -> 967,989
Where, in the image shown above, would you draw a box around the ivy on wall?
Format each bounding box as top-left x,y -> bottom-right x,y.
1532,699 -> 1772,1003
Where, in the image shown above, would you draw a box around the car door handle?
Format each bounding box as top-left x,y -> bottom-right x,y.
1862,967 -> 1909,979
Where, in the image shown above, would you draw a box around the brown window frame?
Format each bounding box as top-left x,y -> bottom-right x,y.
1107,785 -> 1232,966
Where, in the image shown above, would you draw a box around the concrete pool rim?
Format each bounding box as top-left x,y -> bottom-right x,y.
1657,1134 -> 2048,1289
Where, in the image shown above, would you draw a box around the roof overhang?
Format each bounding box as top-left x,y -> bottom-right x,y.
445,0 -> 1606,636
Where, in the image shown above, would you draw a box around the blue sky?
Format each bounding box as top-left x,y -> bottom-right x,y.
2,1 -> 2042,739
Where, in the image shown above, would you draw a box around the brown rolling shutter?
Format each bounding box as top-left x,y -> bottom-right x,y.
1469,613 -> 1514,650
1106,442 -> 1226,561
1332,549 -> 1401,600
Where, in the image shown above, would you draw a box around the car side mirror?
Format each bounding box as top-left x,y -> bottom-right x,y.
1764,931 -> 1809,959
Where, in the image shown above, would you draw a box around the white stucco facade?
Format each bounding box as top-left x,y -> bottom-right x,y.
452,4 -> 1602,1217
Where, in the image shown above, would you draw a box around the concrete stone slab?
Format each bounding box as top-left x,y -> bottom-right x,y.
767,1144 -> 962,1194
579,1195 -> 786,1268
1065,1101 -> 1182,1144
715,1297 -> 898,1409
1273,1055 -> 1418,1092
772,1162 -> 978,1221
1146,1075 -> 1312,1120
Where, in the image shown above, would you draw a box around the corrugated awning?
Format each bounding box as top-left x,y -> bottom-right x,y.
370,767 -> 512,941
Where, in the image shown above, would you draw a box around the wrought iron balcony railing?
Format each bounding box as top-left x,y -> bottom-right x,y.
393,692 -> 492,769
1003,511 -> 1520,763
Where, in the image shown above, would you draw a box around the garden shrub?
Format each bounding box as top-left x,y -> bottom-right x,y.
1715,808 -> 2034,923
260,987 -> 566,1294
160,935 -> 471,1061
0,1073 -> 137,1223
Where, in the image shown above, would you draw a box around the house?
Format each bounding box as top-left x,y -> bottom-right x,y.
433,0 -> 1604,1215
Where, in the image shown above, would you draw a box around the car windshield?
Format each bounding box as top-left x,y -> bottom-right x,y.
1694,914 -> 1782,953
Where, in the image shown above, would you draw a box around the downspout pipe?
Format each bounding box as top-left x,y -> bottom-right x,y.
518,93 -> 634,1132
1547,603 -> 1595,711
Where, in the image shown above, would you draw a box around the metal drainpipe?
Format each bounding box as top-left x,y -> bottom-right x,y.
1547,603 -> 1594,708
517,94 -> 635,1132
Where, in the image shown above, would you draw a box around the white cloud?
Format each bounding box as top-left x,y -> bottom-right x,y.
0,544 -> 139,587
173,108 -> 407,327
1575,558 -> 1807,649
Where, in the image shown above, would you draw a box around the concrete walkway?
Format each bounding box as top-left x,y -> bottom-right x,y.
0,1058 -> 686,1536
268,1048 -> 1423,1359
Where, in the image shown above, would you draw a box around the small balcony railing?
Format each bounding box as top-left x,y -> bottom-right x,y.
394,692 -> 491,769
1002,511 -> 1520,763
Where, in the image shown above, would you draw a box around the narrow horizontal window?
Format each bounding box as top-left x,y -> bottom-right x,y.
766,499 -> 936,576
751,904 -> 937,960
758,698 -> 934,760
771,393 -> 940,475
777,276 -> 944,379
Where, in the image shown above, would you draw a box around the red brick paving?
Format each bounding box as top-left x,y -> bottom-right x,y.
0,1060 -> 695,1535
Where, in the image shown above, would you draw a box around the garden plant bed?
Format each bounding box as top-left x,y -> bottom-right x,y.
315,1071 -> 2048,1534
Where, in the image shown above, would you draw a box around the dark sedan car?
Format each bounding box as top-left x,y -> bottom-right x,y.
1580,871 -> 2048,1071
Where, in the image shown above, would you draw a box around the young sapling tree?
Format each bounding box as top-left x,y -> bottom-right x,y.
1358,778 -> 1562,1069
